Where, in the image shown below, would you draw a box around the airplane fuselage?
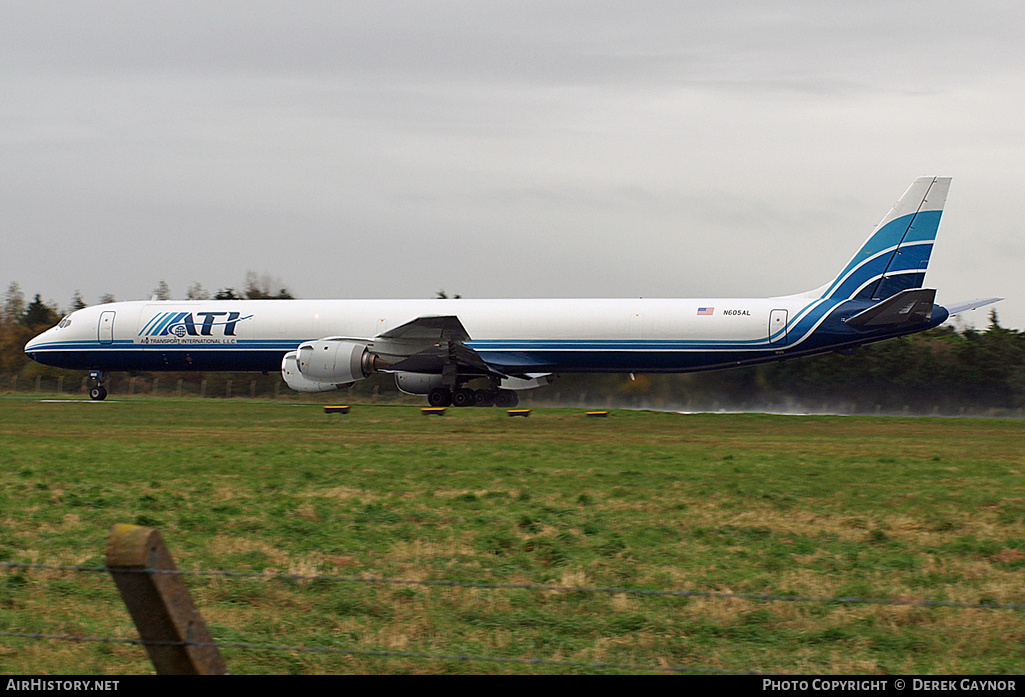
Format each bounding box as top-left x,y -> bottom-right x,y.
24,294 -> 947,376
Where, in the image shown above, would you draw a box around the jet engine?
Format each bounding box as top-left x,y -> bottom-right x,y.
281,338 -> 386,392
394,372 -> 445,395
281,351 -> 342,392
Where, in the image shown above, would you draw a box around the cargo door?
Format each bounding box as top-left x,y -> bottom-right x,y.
98,311 -> 115,345
769,309 -> 788,345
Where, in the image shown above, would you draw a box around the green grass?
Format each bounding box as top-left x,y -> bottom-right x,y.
1,396 -> 1024,674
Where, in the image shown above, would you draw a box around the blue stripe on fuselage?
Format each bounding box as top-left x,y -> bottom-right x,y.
26,302 -> 948,375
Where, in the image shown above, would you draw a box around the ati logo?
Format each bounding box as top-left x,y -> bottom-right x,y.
139,311 -> 253,337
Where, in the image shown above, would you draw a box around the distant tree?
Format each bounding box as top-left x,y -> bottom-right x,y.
214,288 -> 241,300
100,293 -> 117,304
243,271 -> 294,299
186,282 -> 211,300
436,289 -> 461,299
23,294 -> 60,329
69,290 -> 87,311
3,282 -> 25,325
152,280 -> 172,301
0,283 -> 28,373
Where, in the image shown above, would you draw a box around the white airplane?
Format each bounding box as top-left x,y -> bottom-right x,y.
26,177 -> 998,406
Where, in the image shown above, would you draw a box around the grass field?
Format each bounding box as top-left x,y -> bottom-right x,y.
1,396 -> 1024,674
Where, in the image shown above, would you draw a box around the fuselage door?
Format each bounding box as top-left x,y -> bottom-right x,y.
769,309 -> 788,345
98,311 -> 116,345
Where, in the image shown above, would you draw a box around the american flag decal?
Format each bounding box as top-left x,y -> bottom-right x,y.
697,307 -> 714,315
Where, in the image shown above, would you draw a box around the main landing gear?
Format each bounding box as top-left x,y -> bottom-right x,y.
427,386 -> 519,408
88,371 -> 110,401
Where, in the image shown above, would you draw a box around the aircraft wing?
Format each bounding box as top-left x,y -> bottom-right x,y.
371,314 -> 508,378
376,315 -> 471,342
844,288 -> 937,328
941,298 -> 1003,316
383,340 -> 500,376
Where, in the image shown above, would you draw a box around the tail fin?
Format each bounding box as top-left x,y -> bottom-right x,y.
817,177 -> 950,301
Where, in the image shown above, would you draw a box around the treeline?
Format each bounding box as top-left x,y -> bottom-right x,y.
554,317 -> 1025,414
2,278 -> 1023,413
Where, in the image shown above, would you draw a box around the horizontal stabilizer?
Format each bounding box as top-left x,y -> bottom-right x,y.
845,288 -> 936,328
942,298 -> 1003,316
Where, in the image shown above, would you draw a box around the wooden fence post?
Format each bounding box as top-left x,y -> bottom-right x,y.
106,524 -> 227,675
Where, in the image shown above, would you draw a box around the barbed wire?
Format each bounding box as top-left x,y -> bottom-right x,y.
0,631 -> 746,674
3,560 -> 1023,610
4,559 -> 1023,674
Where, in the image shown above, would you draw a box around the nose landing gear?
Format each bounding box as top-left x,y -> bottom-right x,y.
88,371 -> 110,401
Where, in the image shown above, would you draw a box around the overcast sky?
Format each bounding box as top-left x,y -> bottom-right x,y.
2,1 -> 1023,329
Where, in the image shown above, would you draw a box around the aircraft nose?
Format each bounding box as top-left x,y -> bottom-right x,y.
24,330 -> 46,357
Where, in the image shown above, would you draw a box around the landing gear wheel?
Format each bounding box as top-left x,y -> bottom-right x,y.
427,387 -> 452,407
494,389 -> 519,408
474,389 -> 496,407
87,371 -> 110,401
451,387 -> 476,407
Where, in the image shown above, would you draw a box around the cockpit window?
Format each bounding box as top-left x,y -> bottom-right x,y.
57,316 -> 72,329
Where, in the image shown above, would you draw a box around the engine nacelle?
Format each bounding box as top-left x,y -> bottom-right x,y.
297,339 -> 376,383
288,338 -> 386,388
394,372 -> 445,395
281,351 -> 345,393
